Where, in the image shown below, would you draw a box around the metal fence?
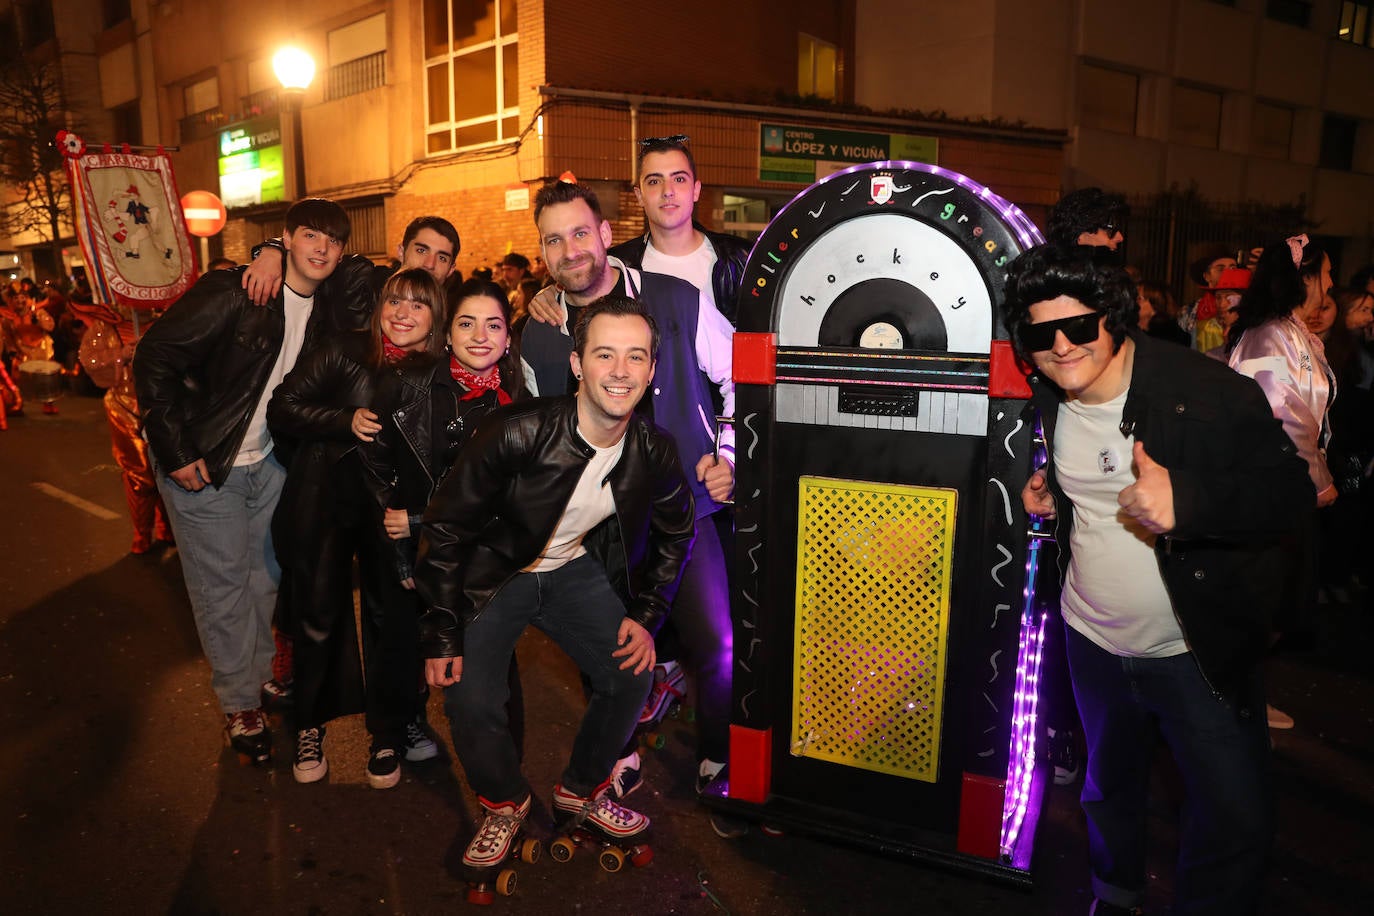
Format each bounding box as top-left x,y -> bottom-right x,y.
326,51 -> 386,102
1123,191 -> 1308,299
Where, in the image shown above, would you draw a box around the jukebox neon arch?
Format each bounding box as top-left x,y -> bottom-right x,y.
703,160 -> 1051,882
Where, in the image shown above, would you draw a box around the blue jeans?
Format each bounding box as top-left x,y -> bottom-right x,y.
156,454 -> 286,714
1065,623 -> 1272,915
443,554 -> 652,802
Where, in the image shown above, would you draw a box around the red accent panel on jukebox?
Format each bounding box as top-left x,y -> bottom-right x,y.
701,161 -> 1050,883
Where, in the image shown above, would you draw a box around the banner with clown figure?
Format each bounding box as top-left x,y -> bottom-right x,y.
59,131 -> 197,313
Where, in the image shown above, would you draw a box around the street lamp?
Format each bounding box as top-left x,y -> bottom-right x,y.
273,46 -> 315,200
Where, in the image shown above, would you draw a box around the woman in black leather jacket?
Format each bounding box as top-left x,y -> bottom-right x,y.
267,267 -> 447,787
362,277 -> 529,757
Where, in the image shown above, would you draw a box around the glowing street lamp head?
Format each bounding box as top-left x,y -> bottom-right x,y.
273,47 -> 315,91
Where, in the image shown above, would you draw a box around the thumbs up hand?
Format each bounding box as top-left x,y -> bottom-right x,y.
1118,441 -> 1175,534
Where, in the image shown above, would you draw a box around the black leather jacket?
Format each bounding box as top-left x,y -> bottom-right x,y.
1031,331 -> 1313,698
134,268 -> 333,487
266,330 -> 376,465
413,395 -> 696,657
358,355 -> 506,583
609,223 -> 752,323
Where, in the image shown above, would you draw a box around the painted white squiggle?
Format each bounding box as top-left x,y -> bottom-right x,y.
989,477 -> 1012,526
743,413 -> 760,459
740,688 -> 755,718
991,543 -> 1012,586
738,523 -> 759,534
977,748 -> 995,758
987,648 -> 1003,683
990,603 -> 1011,629
808,203 -> 826,219
912,187 -> 954,208
746,637 -> 761,662
982,692 -> 997,713
748,542 -> 762,575
840,180 -> 861,196
1002,417 -> 1024,458
892,183 -> 912,193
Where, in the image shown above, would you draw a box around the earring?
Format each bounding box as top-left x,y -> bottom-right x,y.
575,373 -> 582,380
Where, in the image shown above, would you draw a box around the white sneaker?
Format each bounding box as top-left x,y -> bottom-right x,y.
293,726 -> 328,783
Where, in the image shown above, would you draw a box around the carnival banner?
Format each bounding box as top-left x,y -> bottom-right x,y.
59,131 -> 197,313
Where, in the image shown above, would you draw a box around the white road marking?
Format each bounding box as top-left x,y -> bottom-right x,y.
31,482 -> 121,520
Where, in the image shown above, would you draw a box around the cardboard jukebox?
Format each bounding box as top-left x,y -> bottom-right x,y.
702,161 -> 1051,882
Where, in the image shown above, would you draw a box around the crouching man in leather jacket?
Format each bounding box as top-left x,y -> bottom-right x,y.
415,295 -> 694,878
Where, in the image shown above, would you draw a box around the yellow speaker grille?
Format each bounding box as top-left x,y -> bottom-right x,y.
791,476 -> 957,783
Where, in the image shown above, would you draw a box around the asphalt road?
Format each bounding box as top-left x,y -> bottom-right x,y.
2,391 -> 1370,915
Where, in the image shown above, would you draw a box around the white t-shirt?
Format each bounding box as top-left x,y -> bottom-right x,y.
526,427 -> 626,572
235,286 -> 314,466
1056,389 -> 1188,658
642,236 -> 717,296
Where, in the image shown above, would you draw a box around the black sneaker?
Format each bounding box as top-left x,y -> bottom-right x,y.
293,726 -> 328,784
1046,727 -> 1080,785
402,719 -> 438,762
1089,899 -> 1144,915
367,746 -> 401,789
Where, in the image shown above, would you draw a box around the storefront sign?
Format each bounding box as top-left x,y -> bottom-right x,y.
218,117 -> 285,209
759,122 -> 939,184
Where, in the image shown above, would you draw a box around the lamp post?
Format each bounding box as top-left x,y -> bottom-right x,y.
273,46 -> 315,201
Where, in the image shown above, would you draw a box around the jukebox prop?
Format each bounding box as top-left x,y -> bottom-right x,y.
702,161 -> 1051,882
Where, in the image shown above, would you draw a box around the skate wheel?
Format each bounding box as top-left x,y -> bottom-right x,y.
519,837 -> 541,864
495,868 -> 517,897
641,732 -> 665,750
598,845 -> 626,873
550,836 -> 576,863
466,885 -> 495,905
629,844 -> 654,868
682,706 -> 696,723
760,823 -> 785,837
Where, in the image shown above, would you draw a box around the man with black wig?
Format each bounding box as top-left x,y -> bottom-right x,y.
1004,243 -> 1309,915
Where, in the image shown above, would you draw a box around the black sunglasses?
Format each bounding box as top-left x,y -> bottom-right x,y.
1019,313 -> 1102,352
638,134 -> 689,148
1097,221 -> 1120,236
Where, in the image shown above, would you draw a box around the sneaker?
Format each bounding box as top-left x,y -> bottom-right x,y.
1046,727 -> 1080,785
1266,703 -> 1295,730
367,746 -> 401,789
223,708 -> 272,765
463,795 -> 532,870
1088,899 -> 1144,915
552,782 -> 649,840
709,812 -> 749,839
638,661 -> 686,726
608,751 -> 642,800
261,678 -> 294,710
402,718 -> 438,762
292,726 -> 328,783
696,759 -> 726,795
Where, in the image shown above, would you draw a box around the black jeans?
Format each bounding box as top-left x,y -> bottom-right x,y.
443,555 -> 652,802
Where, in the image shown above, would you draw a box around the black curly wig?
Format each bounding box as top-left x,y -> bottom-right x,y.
1046,188 -> 1128,248
1002,243 -> 1139,361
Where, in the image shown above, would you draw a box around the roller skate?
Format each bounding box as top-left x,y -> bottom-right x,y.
549,782 -> 653,873
635,661 -> 689,751
463,794 -> 540,904
223,708 -> 272,766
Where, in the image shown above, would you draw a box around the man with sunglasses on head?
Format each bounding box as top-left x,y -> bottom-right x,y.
1004,244 -> 1309,916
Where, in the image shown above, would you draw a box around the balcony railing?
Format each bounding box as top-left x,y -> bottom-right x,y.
240,88 -> 280,119
327,51 -> 386,101
179,108 -> 228,143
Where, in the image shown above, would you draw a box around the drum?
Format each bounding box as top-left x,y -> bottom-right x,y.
18,359 -> 65,402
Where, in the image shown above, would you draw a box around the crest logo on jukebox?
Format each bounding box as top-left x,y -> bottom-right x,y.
869,175 -> 894,205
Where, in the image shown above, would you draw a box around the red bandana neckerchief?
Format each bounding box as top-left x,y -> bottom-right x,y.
382,339 -> 409,363
450,355 -> 511,405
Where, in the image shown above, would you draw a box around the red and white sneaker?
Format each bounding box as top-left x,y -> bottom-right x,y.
223,708 -> 272,766
637,661 -> 686,726
551,782 -> 649,841
463,794 -> 532,870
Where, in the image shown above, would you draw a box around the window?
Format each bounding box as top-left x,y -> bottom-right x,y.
101,0 -> 131,29
1171,85 -> 1222,148
1266,0 -> 1312,28
342,199 -> 387,258
1078,63 -> 1138,135
424,0 -> 519,153
184,76 -> 219,115
798,33 -> 838,101
1252,101 -> 1293,158
327,13 -> 387,101
19,0 -> 55,47
1319,114 -> 1358,170
1337,2 -> 1374,47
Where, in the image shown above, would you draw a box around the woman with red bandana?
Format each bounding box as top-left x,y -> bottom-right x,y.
361,277 -> 530,767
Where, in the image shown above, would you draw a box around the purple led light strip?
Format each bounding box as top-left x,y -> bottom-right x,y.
1000,415 -> 1051,862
